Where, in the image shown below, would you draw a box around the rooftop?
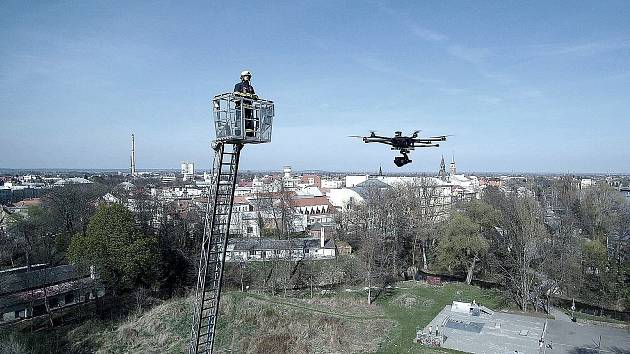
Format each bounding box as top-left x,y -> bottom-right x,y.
0,264 -> 83,296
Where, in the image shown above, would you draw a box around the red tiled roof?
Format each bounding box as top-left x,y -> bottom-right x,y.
233,196 -> 250,205
290,196 -> 333,207
256,191 -> 297,198
15,198 -> 42,207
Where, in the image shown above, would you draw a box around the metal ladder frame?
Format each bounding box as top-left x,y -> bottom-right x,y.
189,142 -> 243,354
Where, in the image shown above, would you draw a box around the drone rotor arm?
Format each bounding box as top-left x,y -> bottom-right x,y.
369,134 -> 390,139
364,137 -> 394,145
413,137 -> 446,143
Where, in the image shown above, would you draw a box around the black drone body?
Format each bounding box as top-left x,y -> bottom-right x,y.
350,130 -> 448,167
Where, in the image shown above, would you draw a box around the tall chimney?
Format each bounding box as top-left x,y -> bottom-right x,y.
320,226 -> 325,248
131,133 -> 137,176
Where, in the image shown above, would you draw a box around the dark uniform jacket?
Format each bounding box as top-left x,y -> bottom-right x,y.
234,82 -> 256,95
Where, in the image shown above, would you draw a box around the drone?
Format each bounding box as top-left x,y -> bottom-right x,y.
350,130 -> 448,167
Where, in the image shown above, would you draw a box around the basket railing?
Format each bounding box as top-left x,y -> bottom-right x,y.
212,92 -> 274,144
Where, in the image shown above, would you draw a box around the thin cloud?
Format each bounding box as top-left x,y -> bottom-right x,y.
548,38 -> 630,57
502,37 -> 630,69
474,95 -> 502,105
438,87 -> 467,95
410,25 -> 448,42
447,45 -> 491,64
372,1 -> 448,43
352,54 -> 443,85
518,89 -> 543,99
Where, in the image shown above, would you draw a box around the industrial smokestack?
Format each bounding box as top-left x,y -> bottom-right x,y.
131,133 -> 137,176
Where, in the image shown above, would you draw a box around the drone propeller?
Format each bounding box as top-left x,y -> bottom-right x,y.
427,134 -> 453,141
348,135 -> 364,138
429,134 -> 454,138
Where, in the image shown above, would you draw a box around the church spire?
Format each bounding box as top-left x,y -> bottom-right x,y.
439,155 -> 447,180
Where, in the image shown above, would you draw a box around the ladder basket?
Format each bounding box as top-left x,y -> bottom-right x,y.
212,92 -> 274,144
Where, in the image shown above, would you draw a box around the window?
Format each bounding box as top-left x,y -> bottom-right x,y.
49,297 -> 60,308
33,304 -> 46,317
65,293 -> 75,304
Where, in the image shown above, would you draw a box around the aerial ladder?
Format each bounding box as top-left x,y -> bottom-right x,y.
189,92 -> 274,354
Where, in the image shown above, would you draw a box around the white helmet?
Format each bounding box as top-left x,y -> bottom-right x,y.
240,70 -> 252,79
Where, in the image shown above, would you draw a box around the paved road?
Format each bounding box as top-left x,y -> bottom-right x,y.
549,306 -> 572,322
545,319 -> 630,354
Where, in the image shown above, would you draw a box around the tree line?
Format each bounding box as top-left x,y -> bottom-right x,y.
337,178 -> 629,311
1,182 -> 204,303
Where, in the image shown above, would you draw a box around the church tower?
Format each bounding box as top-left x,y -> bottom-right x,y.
449,154 -> 457,175
439,155 -> 447,180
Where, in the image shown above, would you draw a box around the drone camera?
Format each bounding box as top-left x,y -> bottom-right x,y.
394,155 -> 412,167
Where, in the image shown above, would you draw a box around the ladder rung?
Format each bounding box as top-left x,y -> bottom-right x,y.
197,340 -> 211,348
200,320 -> 216,328
200,316 -> 216,323
198,326 -> 211,334
202,305 -> 216,311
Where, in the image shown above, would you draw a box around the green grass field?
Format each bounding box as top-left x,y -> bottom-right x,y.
1,281 -> 514,353
561,309 -> 629,325
373,281 -> 510,354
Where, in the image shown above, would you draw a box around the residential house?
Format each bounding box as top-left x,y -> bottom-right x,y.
225,234 -> 336,262
290,196 -> 335,226
0,264 -> 104,324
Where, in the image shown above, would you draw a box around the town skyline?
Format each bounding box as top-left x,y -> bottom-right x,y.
2,1 -> 630,172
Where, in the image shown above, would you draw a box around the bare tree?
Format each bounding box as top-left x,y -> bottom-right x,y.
42,183 -> 106,240
253,183 -> 300,238
404,178 -> 449,271
577,182 -> 620,241
342,185 -> 398,304
487,194 -> 552,311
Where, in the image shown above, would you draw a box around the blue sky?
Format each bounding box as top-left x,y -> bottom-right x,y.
1,1 -> 629,173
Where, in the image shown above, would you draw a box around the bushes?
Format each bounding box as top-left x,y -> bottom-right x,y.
222,256 -> 365,293
67,204 -> 161,294
0,335 -> 28,354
